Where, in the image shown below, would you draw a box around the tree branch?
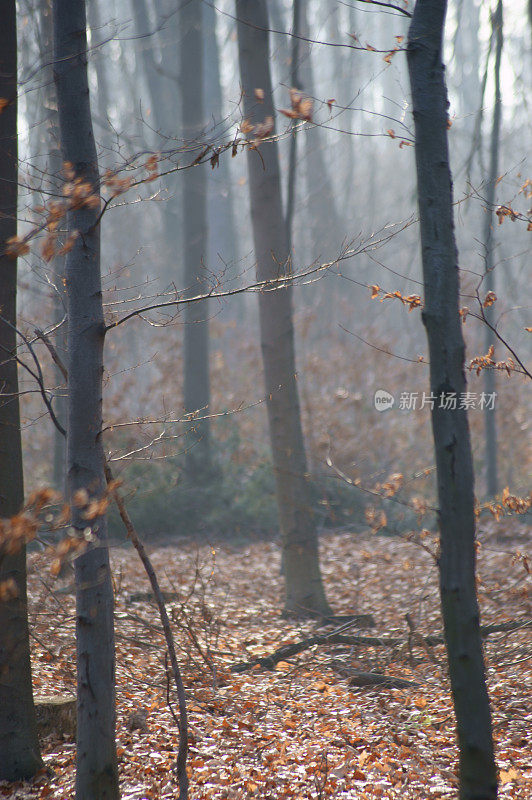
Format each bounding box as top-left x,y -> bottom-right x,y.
104,463 -> 188,800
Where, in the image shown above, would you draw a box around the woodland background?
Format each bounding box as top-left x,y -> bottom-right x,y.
0,0 -> 530,798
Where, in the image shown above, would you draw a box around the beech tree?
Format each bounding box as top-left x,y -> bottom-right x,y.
0,0 -> 43,779
181,1 -> 211,480
236,0 -> 331,617
37,0 -> 68,491
482,0 -> 503,499
53,1 -> 119,797
407,2 -> 497,797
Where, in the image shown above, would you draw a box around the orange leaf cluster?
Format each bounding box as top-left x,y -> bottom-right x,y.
0,488 -> 59,556
518,178 -> 532,198
104,169 -> 133,197
49,534 -> 87,577
370,285 -> 422,312
63,171 -> 100,210
411,497 -> 428,518
5,235 -> 30,258
41,230 -> 79,263
495,205 -> 518,224
469,345 -> 516,376
383,48 -> 399,64
240,115 -> 274,144
279,88 -> 313,122
485,487 -> 531,521
365,507 -> 387,532
144,153 -> 160,182
375,473 -> 404,498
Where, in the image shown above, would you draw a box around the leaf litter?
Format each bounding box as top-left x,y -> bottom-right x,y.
6,517 -> 530,799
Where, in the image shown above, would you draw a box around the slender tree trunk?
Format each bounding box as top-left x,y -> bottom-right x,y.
407,3 -> 497,798
181,1 -> 211,480
39,0 -> 67,492
0,1 -> 43,779
203,3 -> 238,302
53,2 -> 119,798
299,1 -> 343,336
285,0 -> 302,253
236,0 -> 331,617
482,0 -> 503,499
87,0 -> 113,159
130,0 -> 182,285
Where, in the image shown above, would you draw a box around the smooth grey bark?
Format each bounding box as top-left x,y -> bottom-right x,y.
39,0 -> 67,492
236,0 -> 331,617
87,0 -> 113,158
131,0 -> 182,284
299,1 -> 343,329
0,1 -> 43,779
453,0 -> 481,138
181,1 -> 211,480
203,3 -> 238,298
482,0 -> 503,499
407,3 -> 497,798
53,2 -> 119,798
285,0 -> 301,253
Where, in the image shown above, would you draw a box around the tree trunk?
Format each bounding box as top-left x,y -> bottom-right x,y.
53,2 -> 119,798
285,0 -> 302,253
130,0 -> 182,285
0,0 -> 43,780
406,3 -> 497,799
482,0 -> 503,499
236,0 -> 331,617
299,0 -> 344,338
87,0 -> 113,159
181,1 -> 211,480
39,0 -> 67,493
203,3 -> 238,306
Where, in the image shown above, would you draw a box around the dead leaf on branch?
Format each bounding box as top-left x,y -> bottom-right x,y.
253,116 -> 274,140
5,235 -> 30,258
483,290 -> 497,308
495,204 -> 518,224
279,89 -> 313,122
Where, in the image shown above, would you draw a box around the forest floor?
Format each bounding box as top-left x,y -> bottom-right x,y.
5,517 -> 531,800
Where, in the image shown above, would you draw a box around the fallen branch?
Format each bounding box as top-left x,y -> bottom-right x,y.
229,619 -> 531,673
230,633 -> 402,672
329,661 -> 420,689
105,463 -> 188,800
347,672 -> 418,689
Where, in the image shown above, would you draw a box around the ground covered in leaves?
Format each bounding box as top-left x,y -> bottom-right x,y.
6,519 -> 531,799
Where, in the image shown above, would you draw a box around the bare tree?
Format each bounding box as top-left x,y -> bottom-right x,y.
407,2 -> 497,797
53,1 -> 119,797
37,0 -> 67,491
0,0 -> 43,779
482,0 -> 503,499
181,1 -> 211,480
203,3 -> 238,299
236,0 -> 331,617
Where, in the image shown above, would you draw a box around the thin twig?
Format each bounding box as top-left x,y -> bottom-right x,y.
105,462 -> 188,800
